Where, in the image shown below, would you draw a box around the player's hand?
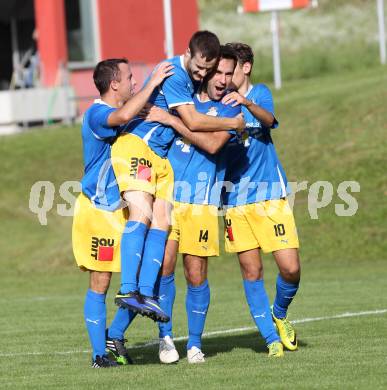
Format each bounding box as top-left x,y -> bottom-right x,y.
149,62 -> 174,88
234,113 -> 245,132
222,91 -> 247,107
139,104 -> 172,125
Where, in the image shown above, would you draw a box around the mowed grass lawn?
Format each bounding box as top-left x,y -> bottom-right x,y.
0,67 -> 386,389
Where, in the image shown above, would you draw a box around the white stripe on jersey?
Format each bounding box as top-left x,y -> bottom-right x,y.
277,165 -> 287,197
91,152 -> 112,203
143,124 -> 161,144
203,174 -> 211,205
168,101 -> 195,108
90,129 -> 104,141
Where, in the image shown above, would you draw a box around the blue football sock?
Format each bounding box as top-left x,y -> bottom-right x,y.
84,289 -> 107,359
108,307 -> 137,340
120,221 -> 148,294
243,279 -> 280,345
186,280 -> 210,350
154,273 -> 176,338
138,229 -> 168,297
273,274 -> 299,319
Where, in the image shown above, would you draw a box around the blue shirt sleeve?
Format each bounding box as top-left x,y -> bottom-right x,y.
161,69 -> 194,108
253,84 -> 279,129
87,104 -> 118,139
218,102 -> 242,135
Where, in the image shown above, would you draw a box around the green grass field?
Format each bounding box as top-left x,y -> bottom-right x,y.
1,65 -> 387,388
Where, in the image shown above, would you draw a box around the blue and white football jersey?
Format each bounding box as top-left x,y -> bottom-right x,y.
167,94 -> 240,206
127,55 -> 199,158
81,100 -> 123,210
222,84 -> 289,207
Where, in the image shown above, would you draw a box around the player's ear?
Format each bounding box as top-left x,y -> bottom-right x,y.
243,62 -> 252,75
110,79 -> 119,91
185,48 -> 191,58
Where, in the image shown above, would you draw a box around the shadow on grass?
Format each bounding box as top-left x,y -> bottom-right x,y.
129,332 -> 308,365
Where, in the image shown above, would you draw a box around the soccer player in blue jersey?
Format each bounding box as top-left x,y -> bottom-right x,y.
112,32 -> 244,322
221,43 -> 301,357
141,46 -> 241,364
72,58 -> 173,367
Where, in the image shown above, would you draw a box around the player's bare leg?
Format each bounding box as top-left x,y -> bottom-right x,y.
273,248 -> 300,284
90,270 -> 111,293
162,239 -> 179,276
183,254 -> 208,286
271,248 -> 300,351
237,248 -> 263,280
150,197 -> 172,231
124,190 -> 153,225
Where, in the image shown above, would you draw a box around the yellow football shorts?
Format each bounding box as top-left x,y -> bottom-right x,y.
72,193 -> 128,272
111,133 -> 173,203
224,198 -> 299,253
168,202 -> 219,257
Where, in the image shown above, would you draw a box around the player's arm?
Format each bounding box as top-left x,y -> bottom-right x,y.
222,91 -> 276,128
142,105 -> 231,154
175,104 -> 245,133
169,115 -> 231,154
107,62 -> 174,127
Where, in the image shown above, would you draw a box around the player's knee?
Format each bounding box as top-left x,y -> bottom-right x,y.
184,269 -> 206,286
89,271 -> 111,293
152,199 -> 172,231
124,191 -> 153,223
280,266 -> 300,284
241,263 -> 263,281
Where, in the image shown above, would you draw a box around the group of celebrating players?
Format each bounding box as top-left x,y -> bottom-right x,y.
72,30 -> 301,368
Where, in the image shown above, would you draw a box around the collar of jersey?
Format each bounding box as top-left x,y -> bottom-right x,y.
180,55 -> 188,73
195,93 -> 211,103
244,84 -> 253,98
94,98 -> 113,107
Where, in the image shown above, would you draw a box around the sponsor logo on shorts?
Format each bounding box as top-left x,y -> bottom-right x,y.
91,236 -> 115,261
225,218 -> 234,241
130,157 -> 152,182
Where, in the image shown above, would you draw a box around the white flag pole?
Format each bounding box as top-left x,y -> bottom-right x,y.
163,0 -> 174,58
271,10 -> 282,89
377,0 -> 386,64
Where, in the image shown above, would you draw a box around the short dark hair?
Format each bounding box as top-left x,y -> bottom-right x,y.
93,58 -> 128,95
225,42 -> 254,73
219,45 -> 238,67
189,30 -> 220,61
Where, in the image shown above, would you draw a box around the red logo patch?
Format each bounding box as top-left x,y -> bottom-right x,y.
137,164 -> 152,182
98,246 -> 114,261
91,236 -> 115,261
226,226 -> 234,242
